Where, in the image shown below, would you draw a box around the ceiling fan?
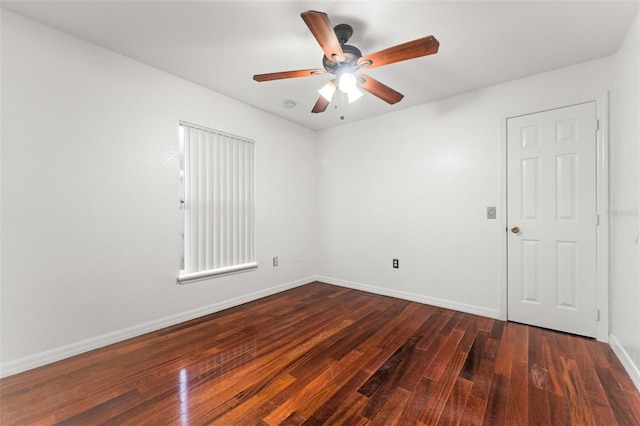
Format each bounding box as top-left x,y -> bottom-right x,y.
253,10 -> 440,113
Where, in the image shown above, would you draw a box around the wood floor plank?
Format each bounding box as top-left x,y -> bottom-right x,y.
186,320 -> 358,424
560,356 -> 596,425
357,338 -> 417,398
400,376 -> 437,425
541,333 -> 566,396
418,350 -> 468,424
623,389 -> 640,426
207,373 -> 297,425
453,313 -> 481,355
511,322 -> 529,364
481,373 -> 509,425
320,389 -> 369,425
357,307 -> 436,420
505,361 -> 529,425
459,395 -> 485,426
527,326 -> 551,426
262,349 -> 364,425
52,385 -> 142,425
547,391 -> 571,426
423,329 -> 465,381
415,309 -> 454,350
303,369 -> 371,425
599,340 -> 640,397
369,386 -> 411,426
573,337 -> 619,425
1,282 -> 639,426
279,411 -> 307,426
459,330 -> 489,382
591,343 -> 640,425
356,302 -> 433,376
494,321 -> 517,377
436,375 -> 473,426
463,335 -> 500,403
439,310 -> 464,336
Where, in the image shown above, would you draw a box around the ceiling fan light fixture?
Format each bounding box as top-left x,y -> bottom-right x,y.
338,72 -> 357,93
347,87 -> 363,104
318,80 -> 337,102
338,72 -> 363,104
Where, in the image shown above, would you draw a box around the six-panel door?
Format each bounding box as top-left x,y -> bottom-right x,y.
507,102 -> 598,337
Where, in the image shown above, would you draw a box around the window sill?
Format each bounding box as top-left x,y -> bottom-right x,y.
177,262 -> 258,284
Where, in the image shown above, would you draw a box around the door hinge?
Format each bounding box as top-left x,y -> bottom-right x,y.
596,214 -> 600,226
596,119 -> 600,131
596,309 -> 600,321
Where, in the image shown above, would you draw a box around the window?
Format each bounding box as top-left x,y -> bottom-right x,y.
178,121 -> 256,283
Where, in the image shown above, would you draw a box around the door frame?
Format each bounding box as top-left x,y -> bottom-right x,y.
500,91 -> 610,342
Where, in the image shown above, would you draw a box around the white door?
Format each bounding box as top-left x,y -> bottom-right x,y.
507,102 -> 598,337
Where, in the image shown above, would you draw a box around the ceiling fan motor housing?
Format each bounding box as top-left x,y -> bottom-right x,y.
322,24 -> 362,74
323,44 -> 362,73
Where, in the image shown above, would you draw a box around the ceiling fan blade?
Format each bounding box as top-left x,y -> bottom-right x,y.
301,11 -> 345,63
311,95 -> 331,113
358,36 -> 439,70
358,75 -> 404,104
253,69 -> 325,82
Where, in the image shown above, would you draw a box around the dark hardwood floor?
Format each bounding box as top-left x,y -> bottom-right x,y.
2,282 -> 640,425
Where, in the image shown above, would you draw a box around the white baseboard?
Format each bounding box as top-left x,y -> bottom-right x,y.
0,276 -> 317,378
317,276 -> 501,320
609,333 -> 640,393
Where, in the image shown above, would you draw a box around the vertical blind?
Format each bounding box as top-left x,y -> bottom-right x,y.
178,122 -> 256,283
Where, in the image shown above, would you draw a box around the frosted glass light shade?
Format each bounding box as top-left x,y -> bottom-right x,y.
338,73 -> 357,92
318,81 -> 337,102
347,88 -> 363,103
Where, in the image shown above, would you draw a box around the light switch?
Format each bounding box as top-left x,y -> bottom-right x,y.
487,207 -> 497,219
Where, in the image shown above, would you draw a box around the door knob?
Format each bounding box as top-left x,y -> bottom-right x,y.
511,226 -> 520,234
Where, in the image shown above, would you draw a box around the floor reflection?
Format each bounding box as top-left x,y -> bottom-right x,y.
179,368 -> 188,426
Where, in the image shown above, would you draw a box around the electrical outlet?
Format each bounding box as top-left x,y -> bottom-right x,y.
393,259 -> 399,269
273,256 -> 278,267
487,206 -> 497,219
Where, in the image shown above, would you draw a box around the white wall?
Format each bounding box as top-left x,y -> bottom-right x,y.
609,12 -> 640,388
316,57 -> 614,319
0,11 -> 318,376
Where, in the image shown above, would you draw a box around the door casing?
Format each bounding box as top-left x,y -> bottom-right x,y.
500,92 -> 610,342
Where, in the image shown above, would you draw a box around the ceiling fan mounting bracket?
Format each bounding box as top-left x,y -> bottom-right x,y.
333,24 -> 353,44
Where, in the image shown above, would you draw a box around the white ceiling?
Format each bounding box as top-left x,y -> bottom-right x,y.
2,0 -> 638,130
